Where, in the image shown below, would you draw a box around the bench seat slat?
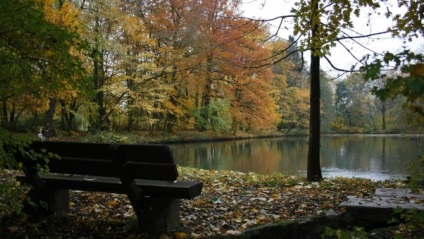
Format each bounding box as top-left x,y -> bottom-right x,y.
126,162 -> 178,181
134,179 -> 202,199
16,175 -> 202,199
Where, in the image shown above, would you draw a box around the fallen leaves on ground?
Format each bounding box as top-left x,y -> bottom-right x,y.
177,167 -> 402,237
0,168 -> 406,238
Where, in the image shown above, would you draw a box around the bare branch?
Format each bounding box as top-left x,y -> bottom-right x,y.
329,71 -> 349,81
336,39 -> 365,66
335,30 -> 394,41
248,35 -> 303,64
271,16 -> 285,39
323,55 -> 359,73
339,31 -> 383,55
240,15 -> 296,23
238,14 -> 296,40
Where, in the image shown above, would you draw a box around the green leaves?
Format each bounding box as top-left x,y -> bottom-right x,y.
360,49 -> 424,125
362,50 -> 423,83
363,59 -> 384,81
0,0 -> 86,99
392,0 -> 424,38
0,0 -> 89,174
291,0 -> 380,56
406,155 -> 424,193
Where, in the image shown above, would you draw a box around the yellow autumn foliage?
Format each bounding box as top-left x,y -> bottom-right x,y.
39,0 -> 80,30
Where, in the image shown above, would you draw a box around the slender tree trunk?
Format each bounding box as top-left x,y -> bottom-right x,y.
91,13 -> 108,131
93,50 -> 108,130
367,101 -> 377,130
1,100 -> 7,128
60,100 -> 78,132
381,101 -> 386,130
198,54 -> 214,131
43,98 -> 57,137
9,103 -> 16,129
199,88 -> 210,131
307,0 -> 322,182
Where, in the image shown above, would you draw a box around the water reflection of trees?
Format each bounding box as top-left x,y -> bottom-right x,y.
170,136 -> 424,178
321,136 -> 423,175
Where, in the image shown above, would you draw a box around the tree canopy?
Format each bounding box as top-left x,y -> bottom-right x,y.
0,0 -> 86,167
268,0 -> 423,181
0,0 -> 423,179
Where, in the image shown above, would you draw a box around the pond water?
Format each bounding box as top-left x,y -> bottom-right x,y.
169,135 -> 424,181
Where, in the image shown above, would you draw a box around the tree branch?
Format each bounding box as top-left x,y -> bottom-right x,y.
246,35 -> 303,64
339,31 -> 382,55
335,29 -> 394,41
240,15 -> 296,23
239,15 -> 296,41
335,39 -> 365,66
323,55 -> 359,73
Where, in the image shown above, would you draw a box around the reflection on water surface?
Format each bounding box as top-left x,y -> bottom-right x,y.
169,135 -> 424,181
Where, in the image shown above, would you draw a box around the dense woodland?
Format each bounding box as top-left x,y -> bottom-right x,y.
1,0 -> 423,141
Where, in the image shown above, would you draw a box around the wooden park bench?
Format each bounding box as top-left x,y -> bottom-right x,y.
15,141 -> 203,234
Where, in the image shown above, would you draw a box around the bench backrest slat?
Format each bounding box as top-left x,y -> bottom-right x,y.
117,144 -> 178,181
116,144 -> 175,164
31,141 -> 114,159
23,141 -> 178,181
27,141 -> 117,176
48,157 -> 116,177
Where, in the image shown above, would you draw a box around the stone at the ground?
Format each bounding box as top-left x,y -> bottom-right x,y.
340,188 -> 424,211
338,187 -> 424,230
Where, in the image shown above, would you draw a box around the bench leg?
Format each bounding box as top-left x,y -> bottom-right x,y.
136,198 -> 181,233
23,188 -> 70,215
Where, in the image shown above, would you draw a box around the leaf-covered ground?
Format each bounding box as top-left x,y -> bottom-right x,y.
0,168 -> 410,238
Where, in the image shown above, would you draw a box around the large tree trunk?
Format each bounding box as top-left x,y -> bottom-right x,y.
307,54 -> 323,181
92,50 -> 109,130
307,0 -> 323,182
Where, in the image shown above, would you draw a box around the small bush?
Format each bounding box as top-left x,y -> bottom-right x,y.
407,155 -> 424,192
